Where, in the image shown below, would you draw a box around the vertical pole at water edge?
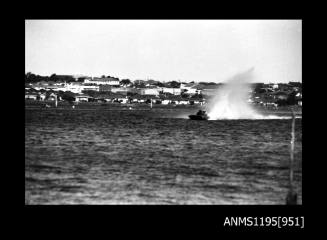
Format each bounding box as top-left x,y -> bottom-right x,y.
55,95 -> 58,108
286,110 -> 297,205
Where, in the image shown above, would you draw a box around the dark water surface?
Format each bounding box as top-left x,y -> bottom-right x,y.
25,108 -> 302,204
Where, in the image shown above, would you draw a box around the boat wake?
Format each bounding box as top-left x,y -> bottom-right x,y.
207,115 -> 301,120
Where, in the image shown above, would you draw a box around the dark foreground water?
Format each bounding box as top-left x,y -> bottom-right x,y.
25,107 -> 302,204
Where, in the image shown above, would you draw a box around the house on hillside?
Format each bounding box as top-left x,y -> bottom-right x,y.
264,102 -> 278,108
130,98 -> 139,103
179,100 -> 190,105
184,88 -> 201,95
74,95 -> 91,102
85,77 -> 120,86
140,88 -> 160,96
138,99 -> 146,103
160,87 -> 182,95
189,99 -> 204,105
161,99 -> 171,105
82,85 -> 99,92
273,84 -> 279,89
295,92 -> 302,106
116,97 -> 129,104
25,94 -> 38,100
65,82 -> 83,93
136,95 -> 158,103
180,83 -> 201,95
39,94 -> 46,101
54,81 -> 66,86
47,93 -> 57,101
167,95 -> 190,105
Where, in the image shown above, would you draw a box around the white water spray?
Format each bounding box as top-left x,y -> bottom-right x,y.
207,68 -> 289,120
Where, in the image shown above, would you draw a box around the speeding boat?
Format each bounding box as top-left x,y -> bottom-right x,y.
189,110 -> 209,120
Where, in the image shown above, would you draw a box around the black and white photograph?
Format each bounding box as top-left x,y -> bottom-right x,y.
25,19 -> 302,205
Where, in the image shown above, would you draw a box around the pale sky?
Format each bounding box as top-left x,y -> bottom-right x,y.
25,20 -> 302,83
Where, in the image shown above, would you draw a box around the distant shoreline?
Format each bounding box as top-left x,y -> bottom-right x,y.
25,99 -> 302,115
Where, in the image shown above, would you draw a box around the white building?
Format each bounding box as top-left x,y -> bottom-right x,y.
64,83 -> 99,93
161,100 -> 171,105
25,94 -> 38,100
116,97 -> 129,104
180,83 -> 201,95
179,100 -> 189,105
82,85 -> 100,92
160,87 -> 182,95
273,84 -> 279,89
131,98 -> 139,103
84,77 -> 120,86
140,88 -> 160,95
39,94 -> 46,101
48,93 -> 57,101
192,100 -> 202,104
74,95 -> 90,102
53,82 -> 66,86
184,88 -> 201,95
64,83 -> 84,93
33,86 -> 46,91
